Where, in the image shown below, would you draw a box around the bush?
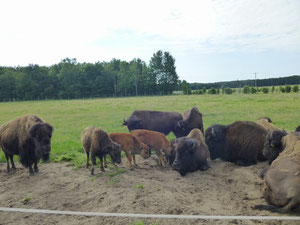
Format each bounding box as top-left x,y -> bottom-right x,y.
271,86 -> 275,93
250,87 -> 257,94
262,87 -> 269,94
208,88 -> 217,94
285,85 -> 291,93
243,85 -> 250,94
224,88 -> 233,94
280,86 -> 285,93
293,85 -> 299,93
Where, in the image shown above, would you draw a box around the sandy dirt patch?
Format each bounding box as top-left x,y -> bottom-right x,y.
0,156 -> 299,225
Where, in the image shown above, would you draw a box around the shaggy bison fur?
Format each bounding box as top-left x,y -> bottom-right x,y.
178,107 -> 204,135
81,126 -> 121,175
256,117 -> 282,132
0,115 -> 54,175
205,121 -> 267,166
172,129 -> 210,176
255,132 -> 300,213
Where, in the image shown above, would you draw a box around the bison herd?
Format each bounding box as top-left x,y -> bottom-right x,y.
0,109 -> 300,214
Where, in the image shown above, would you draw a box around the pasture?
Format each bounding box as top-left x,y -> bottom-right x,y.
0,93 -> 299,225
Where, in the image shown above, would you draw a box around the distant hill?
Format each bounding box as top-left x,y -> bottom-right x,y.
189,75 -> 300,90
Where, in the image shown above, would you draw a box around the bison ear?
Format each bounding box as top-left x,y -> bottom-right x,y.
45,123 -> 54,133
29,123 -> 42,138
122,119 -> 128,126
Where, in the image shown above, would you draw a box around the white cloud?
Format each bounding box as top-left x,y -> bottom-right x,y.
0,0 -> 299,66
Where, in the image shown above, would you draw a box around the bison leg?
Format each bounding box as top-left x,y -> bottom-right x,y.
132,155 -> 138,167
4,153 -> 10,173
34,161 -> 39,173
9,155 -> 16,170
103,154 -> 107,168
99,154 -> 105,172
276,198 -> 299,213
28,164 -> 34,175
125,152 -> 133,168
155,149 -> 166,168
91,152 -> 97,175
85,151 -> 90,168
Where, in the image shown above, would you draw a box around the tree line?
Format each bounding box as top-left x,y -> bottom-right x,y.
0,50 -> 179,101
189,75 -> 300,90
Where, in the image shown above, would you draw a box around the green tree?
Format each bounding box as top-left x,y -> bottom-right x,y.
250,86 -> 257,94
285,85 -> 291,93
181,80 -> 190,95
293,85 -> 299,93
243,85 -> 250,94
262,87 -> 269,93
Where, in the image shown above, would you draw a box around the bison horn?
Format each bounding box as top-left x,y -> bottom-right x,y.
211,128 -> 216,137
122,119 -> 127,125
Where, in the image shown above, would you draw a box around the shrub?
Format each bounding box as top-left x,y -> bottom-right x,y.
280,86 -> 285,93
285,85 -> 291,93
271,86 -> 275,93
243,85 -> 250,94
262,87 -> 269,94
293,85 -> 299,93
224,88 -> 233,94
250,87 -> 257,94
208,88 -> 216,94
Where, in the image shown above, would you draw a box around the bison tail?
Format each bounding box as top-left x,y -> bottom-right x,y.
253,204 -> 282,213
122,119 -> 128,126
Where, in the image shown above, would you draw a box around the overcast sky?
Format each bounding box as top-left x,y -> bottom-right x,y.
1,0 -> 300,83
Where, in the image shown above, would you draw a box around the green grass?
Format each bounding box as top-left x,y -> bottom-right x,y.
0,93 -> 299,166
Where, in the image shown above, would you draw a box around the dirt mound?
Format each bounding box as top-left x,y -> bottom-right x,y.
0,156 -> 298,225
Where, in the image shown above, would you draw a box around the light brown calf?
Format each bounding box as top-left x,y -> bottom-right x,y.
109,133 -> 150,168
130,129 -> 172,168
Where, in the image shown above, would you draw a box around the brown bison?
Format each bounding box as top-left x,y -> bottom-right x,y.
256,117 -> 282,132
205,121 -> 267,166
255,132 -> 300,213
296,125 -> 300,132
81,126 -> 121,175
178,107 -> 204,135
130,129 -> 173,168
123,110 -> 184,137
0,115 -> 54,175
109,133 -> 150,168
262,130 -> 288,164
172,129 -> 210,176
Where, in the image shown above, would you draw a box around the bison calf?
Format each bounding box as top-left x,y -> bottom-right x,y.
255,132 -> 300,213
130,129 -> 172,168
172,129 -> 210,176
205,121 -> 267,166
109,133 -> 150,168
81,126 -> 121,175
0,115 -> 53,175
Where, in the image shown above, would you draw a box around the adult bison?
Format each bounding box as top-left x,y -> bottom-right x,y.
256,117 -> 282,132
255,132 -> 300,213
0,115 -> 54,175
205,121 -> 267,166
178,107 -> 204,135
172,129 -> 210,176
81,126 -> 121,175
123,110 -> 184,137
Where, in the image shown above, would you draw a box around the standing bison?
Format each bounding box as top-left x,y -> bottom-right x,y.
205,121 -> 267,166
0,115 -> 54,175
178,107 -> 204,135
123,110 -> 184,137
81,126 -> 121,175
172,129 -> 210,176
255,132 -> 300,213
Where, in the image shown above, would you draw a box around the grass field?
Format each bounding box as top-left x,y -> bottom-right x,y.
0,93 -> 299,166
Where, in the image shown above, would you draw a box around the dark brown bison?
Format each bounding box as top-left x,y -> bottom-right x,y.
109,133 -> 150,168
256,117 -> 282,132
255,132 -> 300,213
178,107 -> 204,135
262,130 -> 288,164
296,125 -> 300,132
0,115 -> 54,175
172,129 -> 210,176
123,110 -> 184,137
81,126 -> 121,175
205,121 -> 267,166
130,129 -> 173,168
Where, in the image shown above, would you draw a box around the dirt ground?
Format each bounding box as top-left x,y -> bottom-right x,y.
0,156 -> 299,225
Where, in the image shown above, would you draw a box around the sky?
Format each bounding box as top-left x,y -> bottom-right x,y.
1,0 -> 300,83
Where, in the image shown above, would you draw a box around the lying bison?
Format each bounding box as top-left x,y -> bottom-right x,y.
205,121 -> 267,166
130,129 -> 173,168
0,115 -> 54,175
172,129 -> 210,176
81,126 -> 121,175
256,117 -> 282,132
262,130 -> 288,164
123,110 -> 184,137
178,107 -> 204,135
109,133 -> 150,168
255,132 -> 300,213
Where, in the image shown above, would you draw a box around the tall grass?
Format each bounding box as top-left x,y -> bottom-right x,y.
0,93 -> 299,166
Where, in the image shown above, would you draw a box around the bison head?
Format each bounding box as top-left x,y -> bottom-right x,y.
29,122 -> 54,161
205,125 -> 226,160
140,143 -> 150,159
263,130 -> 287,164
125,115 -> 142,131
108,141 -> 122,164
172,138 -> 197,176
